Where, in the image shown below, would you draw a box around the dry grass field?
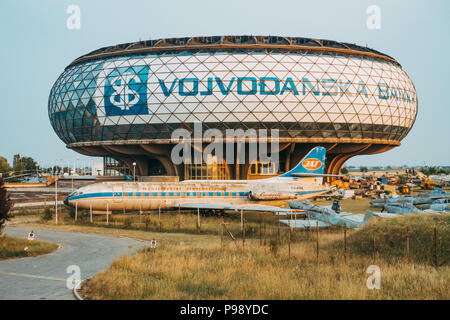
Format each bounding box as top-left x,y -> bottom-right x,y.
81,215 -> 449,300
11,198 -> 449,299
0,235 -> 58,260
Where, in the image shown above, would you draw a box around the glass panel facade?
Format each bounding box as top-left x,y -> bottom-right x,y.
103,157 -> 131,176
49,48 -> 417,146
184,155 -> 230,180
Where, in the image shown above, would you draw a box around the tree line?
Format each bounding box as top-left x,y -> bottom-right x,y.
0,154 -> 38,181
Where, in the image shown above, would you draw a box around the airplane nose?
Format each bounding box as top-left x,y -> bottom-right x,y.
63,197 -> 69,206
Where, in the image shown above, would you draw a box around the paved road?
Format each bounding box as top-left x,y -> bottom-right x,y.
0,226 -> 145,300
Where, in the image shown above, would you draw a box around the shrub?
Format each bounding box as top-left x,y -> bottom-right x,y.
42,206 -> 53,221
68,206 -> 76,219
0,177 -> 12,235
123,217 -> 133,229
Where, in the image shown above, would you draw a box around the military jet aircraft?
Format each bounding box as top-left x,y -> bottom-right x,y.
371,188 -> 449,208
415,198 -> 450,213
283,200 -> 397,230
370,194 -> 414,208
381,202 -> 424,215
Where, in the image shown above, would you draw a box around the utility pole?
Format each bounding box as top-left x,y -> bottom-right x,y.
55,174 -> 58,225
71,160 -> 75,192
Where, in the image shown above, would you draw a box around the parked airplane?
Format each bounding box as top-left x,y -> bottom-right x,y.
370,194 -> 414,207
64,146 -> 335,214
381,202 -> 424,215
380,201 -> 449,215
371,188 -> 449,208
420,198 -> 450,212
284,200 -> 397,229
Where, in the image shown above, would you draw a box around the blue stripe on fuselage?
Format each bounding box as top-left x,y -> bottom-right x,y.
68,189 -> 327,201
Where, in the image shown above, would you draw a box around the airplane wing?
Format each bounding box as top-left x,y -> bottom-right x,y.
291,173 -> 345,178
178,203 -> 304,215
178,203 -> 236,210
280,219 -> 330,228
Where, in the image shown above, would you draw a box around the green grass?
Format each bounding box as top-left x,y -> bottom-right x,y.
0,235 -> 58,260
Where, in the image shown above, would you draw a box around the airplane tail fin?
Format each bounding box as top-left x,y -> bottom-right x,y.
279,146 -> 326,178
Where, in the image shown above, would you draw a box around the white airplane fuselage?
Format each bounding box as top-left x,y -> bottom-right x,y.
65,176 -> 327,212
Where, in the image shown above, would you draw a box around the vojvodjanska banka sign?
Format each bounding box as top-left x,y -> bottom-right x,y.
93,54 -> 417,125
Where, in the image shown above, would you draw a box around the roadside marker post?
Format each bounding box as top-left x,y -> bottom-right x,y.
197,207 -> 201,232
288,224 -> 291,258
178,204 -> 181,231
27,231 -> 35,241
263,218 -> 266,247
242,210 -> 245,250
158,205 -> 161,231
316,221 -> 319,264
259,220 -> 262,246
294,211 -> 297,241
434,226 -> 438,268
150,239 -> 157,249
373,227 -> 376,264
344,225 -> 347,264
222,221 -> 240,250
406,226 -> 410,264
278,214 -> 280,243
221,218 -> 224,248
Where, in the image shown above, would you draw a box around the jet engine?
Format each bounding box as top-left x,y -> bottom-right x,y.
248,190 -> 297,201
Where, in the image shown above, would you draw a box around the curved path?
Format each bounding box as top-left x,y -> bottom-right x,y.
0,226 -> 145,300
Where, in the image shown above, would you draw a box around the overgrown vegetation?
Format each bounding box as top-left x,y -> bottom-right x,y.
0,177 -> 13,235
81,214 -> 449,300
41,206 -> 53,221
421,167 -> 450,176
13,198 -> 449,299
335,215 -> 449,266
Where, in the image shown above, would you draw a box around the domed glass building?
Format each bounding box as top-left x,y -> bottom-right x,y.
48,35 -> 417,180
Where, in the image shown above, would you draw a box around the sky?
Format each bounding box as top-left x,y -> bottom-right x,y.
0,0 -> 449,168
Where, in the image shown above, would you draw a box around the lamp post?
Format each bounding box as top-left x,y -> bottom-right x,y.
72,160 -> 75,192
55,165 -> 58,225
133,162 -> 136,182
